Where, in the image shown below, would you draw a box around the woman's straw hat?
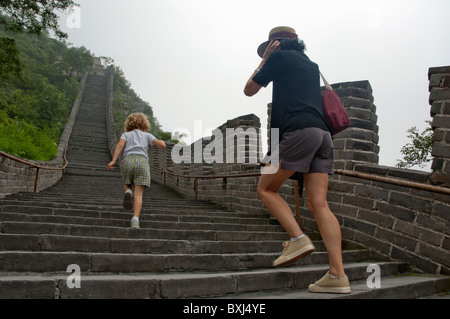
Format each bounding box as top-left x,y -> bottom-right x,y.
257,26 -> 298,58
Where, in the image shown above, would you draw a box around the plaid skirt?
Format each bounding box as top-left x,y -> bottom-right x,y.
120,154 -> 151,187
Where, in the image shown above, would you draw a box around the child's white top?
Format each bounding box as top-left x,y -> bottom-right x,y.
120,129 -> 156,160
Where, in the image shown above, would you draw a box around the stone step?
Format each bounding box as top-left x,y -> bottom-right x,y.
0,262 -> 420,299
0,221 -> 290,242
0,203 -> 237,219
0,249 -> 370,273
0,214 -> 284,233
0,201 -> 257,219
0,201 -> 274,220
0,233 -> 305,254
217,273 -> 450,300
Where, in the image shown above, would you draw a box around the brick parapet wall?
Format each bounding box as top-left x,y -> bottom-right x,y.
323,80 -> 380,169
146,77 -> 449,275
0,72 -> 88,198
105,66 -> 117,159
149,114 -> 266,214
315,163 -> 449,275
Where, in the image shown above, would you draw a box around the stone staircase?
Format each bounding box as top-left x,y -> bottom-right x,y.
0,73 -> 449,299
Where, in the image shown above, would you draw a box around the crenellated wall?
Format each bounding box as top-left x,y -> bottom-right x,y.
149,114 -> 265,213
1,63 -> 448,275
148,75 -> 450,275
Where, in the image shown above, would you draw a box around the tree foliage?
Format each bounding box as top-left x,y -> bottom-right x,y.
396,121 -> 433,169
0,1 -> 170,160
0,26 -> 93,160
0,0 -> 75,39
0,35 -> 23,80
0,1 -> 77,80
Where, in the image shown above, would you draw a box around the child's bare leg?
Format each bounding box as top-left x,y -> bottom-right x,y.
133,185 -> 145,218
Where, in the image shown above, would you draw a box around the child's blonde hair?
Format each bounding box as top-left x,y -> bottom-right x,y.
124,112 -> 151,132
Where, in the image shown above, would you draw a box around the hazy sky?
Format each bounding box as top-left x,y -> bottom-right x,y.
58,0 -> 450,169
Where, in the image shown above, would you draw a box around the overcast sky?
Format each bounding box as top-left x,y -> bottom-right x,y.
58,0 -> 450,170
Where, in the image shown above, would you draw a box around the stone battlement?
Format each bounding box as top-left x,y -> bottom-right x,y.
148,72 -> 450,275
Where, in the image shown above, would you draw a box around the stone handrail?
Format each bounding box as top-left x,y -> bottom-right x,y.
0,150 -> 69,192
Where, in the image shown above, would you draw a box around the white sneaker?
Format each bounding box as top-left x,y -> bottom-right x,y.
130,218 -> 140,229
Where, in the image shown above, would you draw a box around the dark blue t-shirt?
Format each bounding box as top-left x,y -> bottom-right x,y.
252,50 -> 329,139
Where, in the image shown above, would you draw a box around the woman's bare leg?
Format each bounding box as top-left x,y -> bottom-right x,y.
304,173 -> 345,277
257,164 -> 303,238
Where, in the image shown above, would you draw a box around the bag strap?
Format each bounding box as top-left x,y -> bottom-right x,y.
320,72 -> 333,91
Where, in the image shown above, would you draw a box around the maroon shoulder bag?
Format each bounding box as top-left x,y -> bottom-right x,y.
320,72 -> 350,135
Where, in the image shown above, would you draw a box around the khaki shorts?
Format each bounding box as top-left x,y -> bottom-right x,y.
279,127 -> 334,176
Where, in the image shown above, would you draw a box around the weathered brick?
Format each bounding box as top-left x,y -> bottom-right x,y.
376,228 -> 417,251
358,209 -> 395,229
443,236 -> 450,250
343,194 -> 375,209
432,142 -> 450,158
389,192 -> 434,212
340,97 -> 375,112
391,246 -> 439,274
432,128 -> 447,142
355,184 -> 389,201
430,87 -> 450,102
433,203 -> 450,222
433,114 -> 450,131
375,202 -> 416,222
345,139 -> 377,153
443,102 -> 450,115
431,171 -> 450,187
350,118 -> 379,132
343,218 -> 377,235
387,167 -> 430,183
417,243 -> 449,267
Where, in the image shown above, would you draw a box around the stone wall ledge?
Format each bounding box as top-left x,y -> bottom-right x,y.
354,163 -> 432,183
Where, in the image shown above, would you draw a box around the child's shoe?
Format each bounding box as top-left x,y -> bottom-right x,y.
123,189 -> 133,210
130,218 -> 140,229
308,271 -> 351,294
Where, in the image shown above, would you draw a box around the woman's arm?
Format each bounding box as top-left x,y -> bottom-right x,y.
244,40 -> 280,97
244,78 -> 263,97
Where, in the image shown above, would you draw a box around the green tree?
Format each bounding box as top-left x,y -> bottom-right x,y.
0,35 -> 23,80
0,0 -> 77,80
396,121 -> 433,169
0,0 -> 76,38
59,46 -> 94,79
0,24 -> 90,161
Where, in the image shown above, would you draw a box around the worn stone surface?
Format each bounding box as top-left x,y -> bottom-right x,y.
1,69 -> 450,299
